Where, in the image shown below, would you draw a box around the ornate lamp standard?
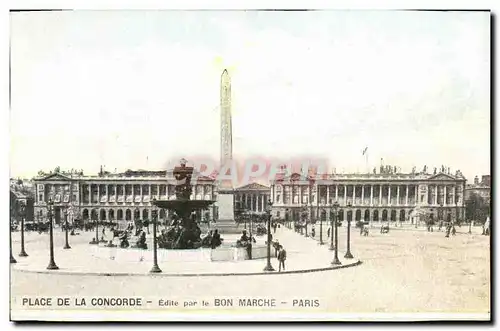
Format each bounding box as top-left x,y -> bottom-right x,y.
63,205 -> 71,249
263,200 -> 275,272
46,198 -> 59,270
329,200 -> 338,251
300,204 -> 307,236
319,206 -> 325,245
19,201 -> 28,257
344,202 -> 354,259
89,214 -> 99,244
331,200 -> 341,265
307,200 -> 312,238
150,199 -> 162,273
10,204 -> 17,263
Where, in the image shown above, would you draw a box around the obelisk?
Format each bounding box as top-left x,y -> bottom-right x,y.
220,69 -> 233,167
217,69 -> 235,224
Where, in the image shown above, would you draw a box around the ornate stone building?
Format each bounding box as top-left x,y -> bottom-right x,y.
465,175 -> 491,204
270,170 -> 467,225
33,169 -> 217,225
234,183 -> 271,214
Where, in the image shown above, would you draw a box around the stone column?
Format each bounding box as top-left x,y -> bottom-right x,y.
370,185 -> 374,206
97,184 -> 100,204
444,185 -> 447,206
452,186 -> 456,206
415,185 -> 418,205
343,185 -> 347,204
378,184 -> 382,206
396,185 -> 400,206
352,185 -> 355,205
405,185 -> 409,206
335,185 -> 338,202
326,185 -> 330,205
361,185 -> 365,205
434,185 -> 438,205
262,195 -> 265,212
388,185 -> 391,206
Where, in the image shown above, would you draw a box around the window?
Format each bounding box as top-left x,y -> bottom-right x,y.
277,194 -> 281,203
39,194 -> 43,202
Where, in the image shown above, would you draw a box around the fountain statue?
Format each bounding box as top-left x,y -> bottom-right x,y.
152,159 -> 217,249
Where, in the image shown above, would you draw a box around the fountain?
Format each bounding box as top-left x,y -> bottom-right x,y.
151,159 -> 216,249
91,159 -> 269,264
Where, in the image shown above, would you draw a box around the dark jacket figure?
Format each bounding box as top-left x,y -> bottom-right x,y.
277,246 -> 286,272
311,227 -> 316,238
273,240 -> 280,257
327,227 -> 331,238
445,223 -> 451,237
211,230 -> 222,249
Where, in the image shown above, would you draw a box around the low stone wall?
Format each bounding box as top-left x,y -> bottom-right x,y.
92,244 -> 268,263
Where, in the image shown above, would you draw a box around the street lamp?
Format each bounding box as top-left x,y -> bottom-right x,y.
329,200 -> 338,251
331,200 -> 341,265
150,199 -> 162,273
63,206 -> 71,249
344,202 -> 354,259
263,199 -> 275,272
19,202 -> 28,257
306,200 -> 311,238
46,198 -> 59,270
89,214 -> 99,245
319,207 -> 324,245
10,204 -> 17,263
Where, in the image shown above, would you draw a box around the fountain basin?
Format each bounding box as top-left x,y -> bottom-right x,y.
90,243 -> 268,262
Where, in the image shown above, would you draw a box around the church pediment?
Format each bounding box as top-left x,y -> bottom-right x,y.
428,173 -> 458,181
236,183 -> 270,191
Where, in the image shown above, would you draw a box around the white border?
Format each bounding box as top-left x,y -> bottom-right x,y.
2,0 -> 496,327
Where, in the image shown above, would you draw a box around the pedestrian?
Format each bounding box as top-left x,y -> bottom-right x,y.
327,227 -> 331,238
311,227 -> 316,238
277,245 -> 287,272
445,223 -> 451,238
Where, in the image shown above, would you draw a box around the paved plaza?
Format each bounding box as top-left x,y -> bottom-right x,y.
10,223 -> 490,317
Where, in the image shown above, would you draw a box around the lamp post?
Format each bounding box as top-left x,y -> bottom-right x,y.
89,211 -> 98,244
344,202 -> 354,259
319,207 -> 324,245
19,202 -> 28,257
263,199 -> 275,272
150,199 -> 162,273
331,200 -> 341,265
329,200 -> 337,251
10,204 -> 17,263
46,198 -> 59,270
63,206 -> 71,249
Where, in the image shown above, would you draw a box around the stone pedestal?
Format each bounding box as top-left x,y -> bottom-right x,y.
217,191 -> 235,221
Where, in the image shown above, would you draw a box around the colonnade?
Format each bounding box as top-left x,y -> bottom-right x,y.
79,182 -> 215,205
236,193 -> 270,213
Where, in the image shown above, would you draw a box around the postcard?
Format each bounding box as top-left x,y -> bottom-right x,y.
9,9 -> 491,322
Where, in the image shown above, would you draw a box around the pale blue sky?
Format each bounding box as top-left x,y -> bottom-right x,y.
10,10 -> 490,182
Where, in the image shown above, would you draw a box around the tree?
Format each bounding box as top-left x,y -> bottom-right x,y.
465,193 -> 489,223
